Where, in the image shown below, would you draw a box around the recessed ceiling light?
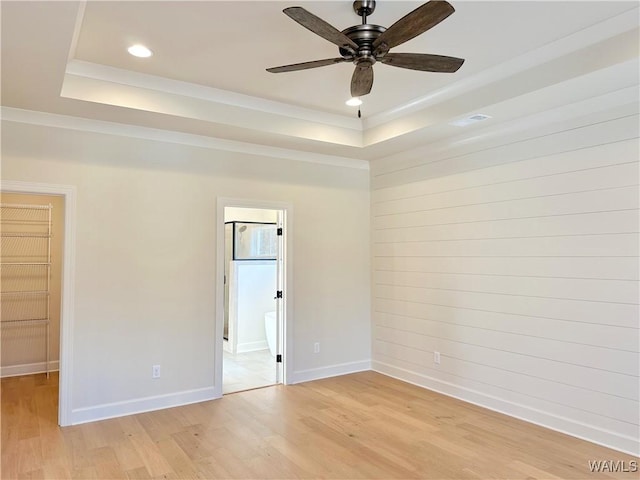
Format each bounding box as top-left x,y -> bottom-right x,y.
346,97 -> 363,107
127,44 -> 153,58
449,114 -> 492,127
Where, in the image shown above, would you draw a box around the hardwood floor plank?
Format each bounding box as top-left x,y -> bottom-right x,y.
69,466 -> 99,479
202,447 -> 260,478
170,426 -> 221,462
111,439 -> 146,472
60,426 -> 93,471
93,458 -> 127,480
16,437 -> 43,476
41,463 -> 72,480
155,437 -> 200,479
39,428 -> 70,464
127,428 -> 174,478
124,466 -> 152,479
264,434 -> 330,474
190,457 -> 232,479
244,446 -> 311,479
17,468 -> 44,480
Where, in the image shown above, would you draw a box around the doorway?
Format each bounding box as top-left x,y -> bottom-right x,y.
0,193 -> 64,380
217,201 -> 289,395
0,181 -> 76,426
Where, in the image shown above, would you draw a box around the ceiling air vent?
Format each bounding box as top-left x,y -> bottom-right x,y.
449,114 -> 492,127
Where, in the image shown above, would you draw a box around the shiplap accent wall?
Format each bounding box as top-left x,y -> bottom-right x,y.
371,112 -> 639,455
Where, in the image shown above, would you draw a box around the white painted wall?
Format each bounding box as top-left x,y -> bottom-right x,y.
370,106 -> 639,455
0,120 -> 371,422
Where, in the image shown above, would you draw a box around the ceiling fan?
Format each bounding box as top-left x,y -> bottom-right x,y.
266,0 -> 465,98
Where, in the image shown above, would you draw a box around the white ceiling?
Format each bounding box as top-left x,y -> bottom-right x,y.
1,1 -> 639,166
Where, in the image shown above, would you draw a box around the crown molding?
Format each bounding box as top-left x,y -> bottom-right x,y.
65,60 -> 362,132
61,63 -> 364,148
0,107 -> 369,170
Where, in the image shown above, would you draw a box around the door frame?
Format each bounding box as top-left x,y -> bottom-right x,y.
214,197 -> 293,396
1,180 -> 76,426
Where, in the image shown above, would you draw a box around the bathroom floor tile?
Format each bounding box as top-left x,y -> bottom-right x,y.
223,349 -> 277,394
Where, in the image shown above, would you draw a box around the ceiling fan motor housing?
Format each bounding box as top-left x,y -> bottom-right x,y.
339,24 -> 387,65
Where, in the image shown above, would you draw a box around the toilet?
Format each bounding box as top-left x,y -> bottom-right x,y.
264,311 -> 277,357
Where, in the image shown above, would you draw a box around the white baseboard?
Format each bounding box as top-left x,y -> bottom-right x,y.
70,386 -> 218,425
291,359 -> 371,384
69,359 -> 366,425
372,360 -> 639,457
236,340 -> 269,354
1,360 -> 59,378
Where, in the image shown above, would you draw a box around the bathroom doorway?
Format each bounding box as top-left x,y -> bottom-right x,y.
220,205 -> 286,394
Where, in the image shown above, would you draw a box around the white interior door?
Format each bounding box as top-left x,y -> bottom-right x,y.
275,209 -> 285,384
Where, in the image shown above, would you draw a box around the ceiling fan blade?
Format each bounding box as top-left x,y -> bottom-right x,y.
284,7 -> 358,52
267,57 -> 348,73
373,1 -> 455,52
380,53 -> 464,72
351,65 -> 373,97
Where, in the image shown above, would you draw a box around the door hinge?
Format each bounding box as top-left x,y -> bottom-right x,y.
277,227 -> 283,236
276,290 -> 283,298
276,354 -> 283,363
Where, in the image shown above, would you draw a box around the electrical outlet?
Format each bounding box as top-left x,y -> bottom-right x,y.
313,342 -> 320,354
434,351 -> 441,365
152,365 -> 161,379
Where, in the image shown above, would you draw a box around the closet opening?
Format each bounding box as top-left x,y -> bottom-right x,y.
1,193 -> 65,418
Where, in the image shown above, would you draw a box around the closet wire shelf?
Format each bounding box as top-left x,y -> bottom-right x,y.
0,203 -> 52,377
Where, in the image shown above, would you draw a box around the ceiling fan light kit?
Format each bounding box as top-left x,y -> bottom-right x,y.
267,0 -> 465,100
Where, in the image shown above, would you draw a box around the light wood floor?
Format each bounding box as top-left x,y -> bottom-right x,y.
1,371 -> 638,479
